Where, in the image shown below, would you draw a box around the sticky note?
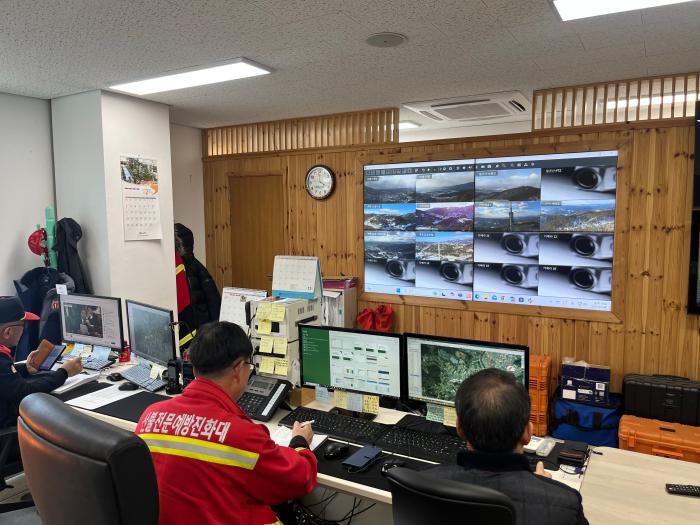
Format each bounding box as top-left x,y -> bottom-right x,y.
347,392 -> 363,412
150,364 -> 166,379
256,303 -> 272,321
334,390 -> 348,410
443,407 -> 457,427
62,343 -> 75,356
274,358 -> 288,376
260,356 -> 275,374
273,337 -> 288,356
426,403 -> 445,423
363,395 -> 379,415
315,386 -> 330,405
55,284 -> 67,295
79,344 -> 93,358
257,319 -> 272,335
259,336 -> 274,354
270,304 -> 286,322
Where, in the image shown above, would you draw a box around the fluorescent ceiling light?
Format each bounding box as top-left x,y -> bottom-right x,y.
399,121 -> 421,130
109,58 -> 271,95
553,0 -> 694,21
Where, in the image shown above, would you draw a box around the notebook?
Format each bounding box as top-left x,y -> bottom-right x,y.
269,426 -> 328,452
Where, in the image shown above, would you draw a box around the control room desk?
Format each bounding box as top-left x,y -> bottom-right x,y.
76,386 -> 700,524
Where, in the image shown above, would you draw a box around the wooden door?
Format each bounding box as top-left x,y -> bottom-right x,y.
229,174 -> 285,292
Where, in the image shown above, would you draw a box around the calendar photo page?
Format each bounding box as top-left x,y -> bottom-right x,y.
363,151 -> 618,312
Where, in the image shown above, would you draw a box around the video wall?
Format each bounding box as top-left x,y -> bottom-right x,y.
363,151 -> 618,311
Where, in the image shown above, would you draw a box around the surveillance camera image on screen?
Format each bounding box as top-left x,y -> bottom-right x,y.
364,203 -> 416,231
474,168 -> 541,202
419,341 -> 525,403
541,166 -> 616,201
474,201 -> 512,232
364,173 -> 416,203
540,200 -> 615,232
539,265 -> 612,299
416,202 -> 473,231
416,171 -> 474,202
364,231 -> 416,285
415,232 -> 474,290
510,201 -> 541,231
64,304 -> 104,338
540,233 -> 613,268
474,232 -> 540,264
474,262 -> 539,295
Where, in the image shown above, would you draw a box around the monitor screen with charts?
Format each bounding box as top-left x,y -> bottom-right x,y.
126,300 -> 176,367
299,325 -> 402,399
59,293 -> 123,349
405,333 -> 528,407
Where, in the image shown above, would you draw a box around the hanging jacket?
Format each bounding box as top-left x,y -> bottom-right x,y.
13,269 -> 74,360
174,223 -> 220,349
54,218 -> 91,294
135,378 -> 317,525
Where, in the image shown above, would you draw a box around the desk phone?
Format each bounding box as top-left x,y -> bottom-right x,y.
238,376 -> 291,422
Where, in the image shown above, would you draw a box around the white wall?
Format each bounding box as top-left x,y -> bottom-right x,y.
0,93 -> 55,295
53,90 -> 176,317
52,91 -> 108,295
171,124 -> 206,264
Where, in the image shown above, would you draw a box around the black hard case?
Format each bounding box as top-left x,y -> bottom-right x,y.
623,374 -> 700,426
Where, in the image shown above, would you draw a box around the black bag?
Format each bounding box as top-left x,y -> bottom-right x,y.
623,374 -> 700,426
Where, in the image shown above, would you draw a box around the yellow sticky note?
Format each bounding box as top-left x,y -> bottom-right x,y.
260,356 -> 275,374
258,319 -> 272,335
270,304 -> 286,322
273,337 -> 288,356
259,336 -> 274,354
334,390 -> 348,410
256,303 -> 272,321
274,358 -> 288,376
79,345 -> 93,358
362,395 -> 380,415
443,407 -> 457,428
62,343 -> 75,356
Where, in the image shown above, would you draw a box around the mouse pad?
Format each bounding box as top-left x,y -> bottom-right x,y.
315,442 -> 436,492
53,381 -> 112,402
94,391 -> 169,422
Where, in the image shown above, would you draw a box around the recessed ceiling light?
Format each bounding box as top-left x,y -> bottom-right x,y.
109,58 -> 271,95
553,0 -> 694,21
399,121 -> 420,130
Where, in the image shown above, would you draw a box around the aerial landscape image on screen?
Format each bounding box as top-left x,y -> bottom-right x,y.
364,203 -> 416,230
416,172 -> 474,202
416,203 -> 473,231
420,343 -> 525,402
474,169 -> 541,202
364,174 -> 416,203
415,232 -> 473,261
540,200 -> 615,232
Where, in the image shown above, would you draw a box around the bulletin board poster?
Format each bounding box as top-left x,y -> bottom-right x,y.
120,155 -> 163,241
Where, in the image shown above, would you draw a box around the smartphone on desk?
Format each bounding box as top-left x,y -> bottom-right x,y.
342,446 -> 383,471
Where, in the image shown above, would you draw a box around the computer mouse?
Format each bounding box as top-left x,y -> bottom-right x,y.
107,372 -> 123,382
323,442 -> 349,460
380,459 -> 406,477
118,382 -> 139,391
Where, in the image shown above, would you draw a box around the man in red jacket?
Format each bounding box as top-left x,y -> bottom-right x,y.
136,321 -> 317,525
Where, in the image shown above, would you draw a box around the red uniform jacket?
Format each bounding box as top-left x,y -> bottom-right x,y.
135,378 -> 317,525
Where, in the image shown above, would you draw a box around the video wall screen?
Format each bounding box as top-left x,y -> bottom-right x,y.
363,152 -> 618,311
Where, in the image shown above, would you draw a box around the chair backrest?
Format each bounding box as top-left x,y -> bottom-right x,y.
17,393 -> 158,525
386,467 -> 516,525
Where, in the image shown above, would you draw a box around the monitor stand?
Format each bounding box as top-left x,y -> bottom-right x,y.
396,413 -> 458,436
330,407 -> 377,422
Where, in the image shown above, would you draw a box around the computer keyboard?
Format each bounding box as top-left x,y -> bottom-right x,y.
81,357 -> 114,370
375,426 -> 468,463
279,407 -> 386,444
121,365 -> 167,392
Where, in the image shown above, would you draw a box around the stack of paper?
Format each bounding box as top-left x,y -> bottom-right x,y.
269,426 -> 328,452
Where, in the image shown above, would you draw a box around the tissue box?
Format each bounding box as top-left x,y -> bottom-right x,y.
560,361 -> 611,404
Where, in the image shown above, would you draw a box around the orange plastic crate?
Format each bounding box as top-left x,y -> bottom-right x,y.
528,355 -> 552,436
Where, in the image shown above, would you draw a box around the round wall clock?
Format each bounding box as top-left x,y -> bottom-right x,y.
305,164 -> 336,200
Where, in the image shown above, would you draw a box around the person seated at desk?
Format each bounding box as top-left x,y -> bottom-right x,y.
0,296 -> 83,466
425,368 -> 588,525
135,321 -> 317,525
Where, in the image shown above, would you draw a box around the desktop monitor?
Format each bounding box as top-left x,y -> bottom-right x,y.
299,325 -> 402,399
405,333 -> 528,407
125,300 -> 176,367
59,293 -> 124,349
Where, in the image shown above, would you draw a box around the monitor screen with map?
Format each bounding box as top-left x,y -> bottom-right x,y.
405,333 -> 528,407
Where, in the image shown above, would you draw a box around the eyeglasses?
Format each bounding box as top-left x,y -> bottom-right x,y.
234,356 -> 255,371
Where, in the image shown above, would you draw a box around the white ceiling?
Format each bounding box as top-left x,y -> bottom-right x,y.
3,0 -> 700,129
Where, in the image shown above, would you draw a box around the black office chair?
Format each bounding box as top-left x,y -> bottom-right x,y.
17,393 -> 159,525
386,467 -> 516,525
0,426 -> 38,520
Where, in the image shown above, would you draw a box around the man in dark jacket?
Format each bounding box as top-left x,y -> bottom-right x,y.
425,368 -> 588,525
0,296 -> 83,429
